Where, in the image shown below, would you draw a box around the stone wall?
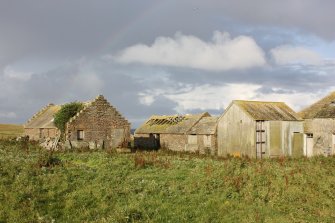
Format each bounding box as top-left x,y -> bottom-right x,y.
134,133 -> 217,154
66,95 -> 131,148
24,128 -> 59,141
197,134 -> 217,155
160,134 -> 187,151
303,118 -> 335,156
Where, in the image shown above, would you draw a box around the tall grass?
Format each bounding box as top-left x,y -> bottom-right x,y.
0,140 -> 335,222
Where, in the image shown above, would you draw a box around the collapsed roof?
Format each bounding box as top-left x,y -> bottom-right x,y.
135,112 -> 211,134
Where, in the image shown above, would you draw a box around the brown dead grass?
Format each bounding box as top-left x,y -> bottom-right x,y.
0,124 -> 24,139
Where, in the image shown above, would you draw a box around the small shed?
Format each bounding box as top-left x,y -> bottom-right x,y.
299,91 -> 335,156
134,112 -> 212,152
24,104 -> 61,140
217,100 -> 304,158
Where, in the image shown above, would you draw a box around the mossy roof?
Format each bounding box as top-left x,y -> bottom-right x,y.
188,116 -> 218,135
234,100 -> 301,121
299,91 -> 335,119
135,112 -> 210,134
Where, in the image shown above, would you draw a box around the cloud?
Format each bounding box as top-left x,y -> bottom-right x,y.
139,83 -> 261,113
138,82 -> 335,114
253,89 -> 323,111
114,31 -> 266,71
270,45 -> 322,65
3,66 -> 33,81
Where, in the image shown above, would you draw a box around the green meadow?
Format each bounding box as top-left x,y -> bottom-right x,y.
0,140 -> 335,223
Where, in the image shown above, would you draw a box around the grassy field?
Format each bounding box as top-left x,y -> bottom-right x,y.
0,140 -> 335,222
0,124 -> 24,139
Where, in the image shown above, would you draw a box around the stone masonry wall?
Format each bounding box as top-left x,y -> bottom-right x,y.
24,128 -> 59,141
66,95 -> 131,148
160,134 -> 187,151
197,134 -> 217,155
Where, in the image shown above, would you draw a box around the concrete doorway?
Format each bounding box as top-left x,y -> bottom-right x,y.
304,133 -> 313,157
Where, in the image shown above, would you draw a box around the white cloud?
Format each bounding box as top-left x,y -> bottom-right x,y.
139,83 -> 262,113
254,90 -> 322,111
114,31 -> 266,71
270,45 -> 322,65
138,83 -> 329,114
3,66 -> 33,81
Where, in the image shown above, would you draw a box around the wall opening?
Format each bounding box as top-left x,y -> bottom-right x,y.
304,133 -> 313,157
77,130 -> 84,140
154,134 -> 160,149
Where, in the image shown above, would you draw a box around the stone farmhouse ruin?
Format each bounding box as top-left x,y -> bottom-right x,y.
134,112 -> 217,154
24,95 -> 130,149
24,104 -> 61,140
299,91 -> 335,156
217,100 -> 304,158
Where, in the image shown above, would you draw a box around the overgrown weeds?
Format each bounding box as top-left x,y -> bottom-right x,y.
134,152 -> 171,169
1,140 -> 335,222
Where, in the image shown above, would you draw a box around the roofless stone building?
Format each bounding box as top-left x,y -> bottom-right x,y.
24,95 -> 131,149
24,104 -> 61,140
134,112 -> 217,154
217,100 -> 304,158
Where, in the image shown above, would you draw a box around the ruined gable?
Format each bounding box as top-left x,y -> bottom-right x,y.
66,95 -> 130,148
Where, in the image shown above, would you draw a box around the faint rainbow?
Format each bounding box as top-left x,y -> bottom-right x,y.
95,1 -> 171,55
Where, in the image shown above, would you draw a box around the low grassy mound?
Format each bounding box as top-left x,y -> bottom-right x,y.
0,141 -> 335,222
0,124 -> 24,139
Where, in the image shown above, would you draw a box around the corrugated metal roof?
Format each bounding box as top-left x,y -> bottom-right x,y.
135,112 -> 210,134
234,100 -> 301,121
24,104 -> 61,128
188,116 -> 218,135
299,92 -> 335,119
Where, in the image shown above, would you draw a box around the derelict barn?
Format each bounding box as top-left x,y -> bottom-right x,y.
65,95 -> 131,149
24,95 -> 131,149
299,92 -> 335,156
134,112 -> 217,154
24,104 -> 61,140
217,100 -> 304,158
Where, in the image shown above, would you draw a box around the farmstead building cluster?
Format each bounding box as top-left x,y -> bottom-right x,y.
25,92 -> 335,158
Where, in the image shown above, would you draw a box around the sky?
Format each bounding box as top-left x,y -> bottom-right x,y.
1,0 -> 335,127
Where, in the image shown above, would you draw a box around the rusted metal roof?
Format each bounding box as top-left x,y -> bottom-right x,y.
135,112 -> 210,134
299,91 -> 335,119
234,100 -> 301,121
188,116 -> 218,135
